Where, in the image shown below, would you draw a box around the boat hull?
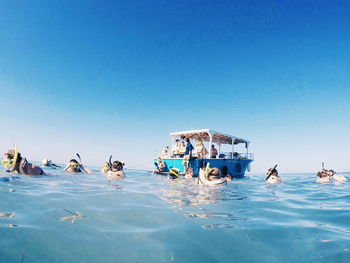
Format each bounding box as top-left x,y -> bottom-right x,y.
153,158 -> 253,177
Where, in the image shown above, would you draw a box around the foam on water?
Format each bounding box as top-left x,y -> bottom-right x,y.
0,167 -> 350,263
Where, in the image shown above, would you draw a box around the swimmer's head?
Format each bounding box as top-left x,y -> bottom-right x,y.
2,150 -> 21,169
112,161 -> 124,171
68,159 -> 81,172
169,168 -> 180,179
185,167 -> 194,177
225,175 -> 233,181
317,171 -> 328,178
4,150 -> 15,160
42,158 -> 52,166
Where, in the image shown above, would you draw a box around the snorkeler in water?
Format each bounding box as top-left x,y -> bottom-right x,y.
106,160 -> 126,180
2,146 -> 45,176
64,158 -> 92,174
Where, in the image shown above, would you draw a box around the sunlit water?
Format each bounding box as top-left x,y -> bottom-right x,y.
1,165 -> 350,263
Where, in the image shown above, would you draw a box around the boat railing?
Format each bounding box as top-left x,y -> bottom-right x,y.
219,152 -> 254,160
155,152 -> 254,160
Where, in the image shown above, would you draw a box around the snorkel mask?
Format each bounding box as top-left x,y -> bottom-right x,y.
70,163 -> 80,169
1,158 -> 13,169
2,145 -> 18,170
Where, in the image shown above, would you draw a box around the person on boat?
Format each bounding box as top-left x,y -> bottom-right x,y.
153,157 -> 166,174
182,138 -> 194,169
195,139 -> 208,159
161,146 -> 171,158
184,138 -> 194,158
2,150 -> 45,176
265,165 -> 281,184
210,145 -> 218,158
172,139 -> 180,157
178,141 -> 186,158
107,161 -> 125,180
100,162 -> 111,174
41,158 -> 61,168
64,159 -> 92,174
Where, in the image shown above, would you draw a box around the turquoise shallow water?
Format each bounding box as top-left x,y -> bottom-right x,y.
0,166 -> 350,263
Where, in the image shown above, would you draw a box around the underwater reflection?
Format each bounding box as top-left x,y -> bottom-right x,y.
157,178 -> 248,229
158,178 -> 225,207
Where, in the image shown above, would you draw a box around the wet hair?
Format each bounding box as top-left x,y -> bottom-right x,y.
69,159 -> 79,164
317,171 -> 328,178
209,168 -> 221,177
4,150 -> 21,160
4,150 -> 15,159
185,138 -> 190,143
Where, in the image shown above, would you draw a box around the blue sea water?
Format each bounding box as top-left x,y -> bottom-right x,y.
0,166 -> 350,263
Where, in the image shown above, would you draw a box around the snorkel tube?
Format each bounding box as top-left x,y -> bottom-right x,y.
8,144 -> 19,172
109,155 -> 112,169
74,153 -> 92,174
1,143 -> 19,173
204,162 -> 211,180
76,153 -> 82,165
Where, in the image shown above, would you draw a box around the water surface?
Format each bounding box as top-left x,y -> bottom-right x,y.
0,167 -> 349,263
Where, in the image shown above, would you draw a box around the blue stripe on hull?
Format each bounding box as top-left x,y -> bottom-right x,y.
154,158 -> 252,177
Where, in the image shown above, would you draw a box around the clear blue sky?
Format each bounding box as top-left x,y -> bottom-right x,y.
1,0 -> 349,172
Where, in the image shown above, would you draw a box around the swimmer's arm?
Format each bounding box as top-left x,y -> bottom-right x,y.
80,165 -> 93,174
52,163 -> 61,168
64,164 -> 70,171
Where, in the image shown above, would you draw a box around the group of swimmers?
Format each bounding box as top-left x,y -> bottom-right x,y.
161,138 -> 219,159
154,156 -> 347,185
315,168 -> 346,183
1,146 -> 125,180
2,145 -> 347,185
265,165 -> 347,184
153,157 -> 233,185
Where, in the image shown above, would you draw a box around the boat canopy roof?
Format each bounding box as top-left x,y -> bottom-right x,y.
170,129 -> 250,147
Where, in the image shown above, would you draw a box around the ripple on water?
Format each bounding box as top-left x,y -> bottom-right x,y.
1,170 -> 350,262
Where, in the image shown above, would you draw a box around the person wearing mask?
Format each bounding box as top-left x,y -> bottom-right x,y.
2,148 -> 45,176
64,159 -> 92,174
